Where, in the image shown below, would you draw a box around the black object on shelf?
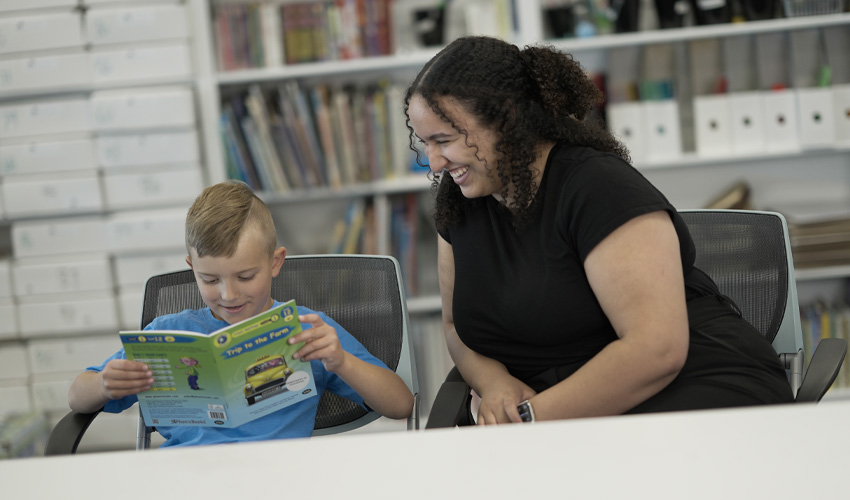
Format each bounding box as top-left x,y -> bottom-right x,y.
413,7 -> 445,47
690,0 -> 733,25
614,0 -> 641,33
739,0 -> 778,20
544,6 -> 577,38
654,0 -> 690,29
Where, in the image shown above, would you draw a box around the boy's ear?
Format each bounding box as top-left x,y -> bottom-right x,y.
271,246 -> 286,277
185,255 -> 193,269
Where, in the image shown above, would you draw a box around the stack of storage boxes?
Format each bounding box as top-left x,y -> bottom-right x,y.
0,0 -> 203,452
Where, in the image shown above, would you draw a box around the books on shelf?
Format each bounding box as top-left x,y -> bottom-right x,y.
800,299 -> 850,391
220,81 -> 413,193
328,198 -> 374,254
769,202 -> 850,269
392,193 -> 420,297
213,0 -> 395,71
120,300 -> 318,428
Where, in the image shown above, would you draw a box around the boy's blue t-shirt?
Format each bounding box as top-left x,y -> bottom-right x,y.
87,302 -> 387,448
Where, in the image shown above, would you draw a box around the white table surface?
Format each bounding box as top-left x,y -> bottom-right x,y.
3,400 -> 850,499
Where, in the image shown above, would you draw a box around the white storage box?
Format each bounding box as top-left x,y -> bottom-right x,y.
0,382 -> 32,416
0,0 -> 78,12
84,4 -> 189,45
107,208 -> 186,253
796,87 -> 837,149
96,129 -> 200,168
0,259 -> 11,299
102,167 -> 202,210
0,97 -> 90,139
693,94 -> 732,158
0,299 -> 18,341
90,86 -> 195,131
17,291 -> 119,338
90,43 -> 193,85
0,343 -> 28,380
833,84 -> 850,146
117,287 -> 143,330
728,92 -> 766,155
30,373 -> 75,412
0,138 -> 96,176
643,99 -> 683,164
11,216 -> 108,258
762,89 -> 801,153
27,334 -> 122,374
12,255 -> 112,297
0,52 -> 92,95
1,172 -> 103,218
606,101 -> 647,166
113,252 -> 188,287
0,12 -> 84,55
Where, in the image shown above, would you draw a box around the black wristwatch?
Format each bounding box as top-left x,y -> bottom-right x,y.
517,399 -> 535,423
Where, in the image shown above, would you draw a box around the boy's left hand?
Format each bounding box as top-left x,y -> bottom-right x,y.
289,314 -> 346,372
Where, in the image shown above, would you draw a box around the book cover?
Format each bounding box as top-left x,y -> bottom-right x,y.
120,300 -> 318,428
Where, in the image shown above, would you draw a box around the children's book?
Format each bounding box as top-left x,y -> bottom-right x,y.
119,300 -> 317,428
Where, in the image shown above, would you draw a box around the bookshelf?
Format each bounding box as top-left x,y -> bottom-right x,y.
193,1 -> 850,406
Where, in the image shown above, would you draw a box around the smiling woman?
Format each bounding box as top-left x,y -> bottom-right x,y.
403,36 -> 794,426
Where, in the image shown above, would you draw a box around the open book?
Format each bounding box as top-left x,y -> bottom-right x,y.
119,300 -> 317,428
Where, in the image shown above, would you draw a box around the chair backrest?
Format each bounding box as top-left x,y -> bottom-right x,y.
678,210 -> 804,358
140,254 -> 419,436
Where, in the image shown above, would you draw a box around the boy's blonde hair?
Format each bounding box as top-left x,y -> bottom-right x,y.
185,181 -> 277,258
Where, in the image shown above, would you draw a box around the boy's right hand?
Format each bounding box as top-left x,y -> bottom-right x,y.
99,359 -> 154,400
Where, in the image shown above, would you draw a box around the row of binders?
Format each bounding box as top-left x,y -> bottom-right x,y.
604,27 -> 850,165
220,81 -> 414,193
213,0 -> 395,71
608,84 -> 850,166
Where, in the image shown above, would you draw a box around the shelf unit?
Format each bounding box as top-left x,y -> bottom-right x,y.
196,3 -> 850,316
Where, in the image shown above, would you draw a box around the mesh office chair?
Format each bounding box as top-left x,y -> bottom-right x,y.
426,210 -> 847,428
45,254 -> 420,454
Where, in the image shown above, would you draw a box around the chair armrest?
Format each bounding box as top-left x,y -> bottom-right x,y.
425,367 -> 475,429
44,409 -> 102,456
796,338 -> 848,403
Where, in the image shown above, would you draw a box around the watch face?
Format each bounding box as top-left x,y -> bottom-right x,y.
518,402 -> 532,422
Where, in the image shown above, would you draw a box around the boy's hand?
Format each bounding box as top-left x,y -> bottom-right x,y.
290,314 -> 346,372
100,359 -> 154,400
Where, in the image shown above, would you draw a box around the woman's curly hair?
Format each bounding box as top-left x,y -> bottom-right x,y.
404,35 -> 630,232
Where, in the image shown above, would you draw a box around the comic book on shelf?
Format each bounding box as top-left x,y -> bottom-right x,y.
119,300 -> 317,428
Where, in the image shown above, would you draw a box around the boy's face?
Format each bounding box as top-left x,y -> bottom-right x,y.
186,227 -> 285,325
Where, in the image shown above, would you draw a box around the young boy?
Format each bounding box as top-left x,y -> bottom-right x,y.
68,181 -> 414,447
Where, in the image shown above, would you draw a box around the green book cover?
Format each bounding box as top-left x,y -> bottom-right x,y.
120,300 -> 317,428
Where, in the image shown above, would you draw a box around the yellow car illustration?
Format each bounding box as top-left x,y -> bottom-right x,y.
243,354 -> 293,405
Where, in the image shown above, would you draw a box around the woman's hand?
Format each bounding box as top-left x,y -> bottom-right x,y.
475,375 -> 537,425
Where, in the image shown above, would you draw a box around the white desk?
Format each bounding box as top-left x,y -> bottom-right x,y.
3,400 -> 850,499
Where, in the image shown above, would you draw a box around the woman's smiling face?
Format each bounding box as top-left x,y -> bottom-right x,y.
408,95 -> 506,201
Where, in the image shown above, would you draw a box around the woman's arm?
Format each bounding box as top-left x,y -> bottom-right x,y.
437,235 -> 536,424
514,210 -> 690,422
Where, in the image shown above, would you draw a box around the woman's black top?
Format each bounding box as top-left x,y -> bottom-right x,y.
438,144 -> 793,409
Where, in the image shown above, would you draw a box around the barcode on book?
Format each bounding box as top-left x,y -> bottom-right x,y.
209,411 -> 227,420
